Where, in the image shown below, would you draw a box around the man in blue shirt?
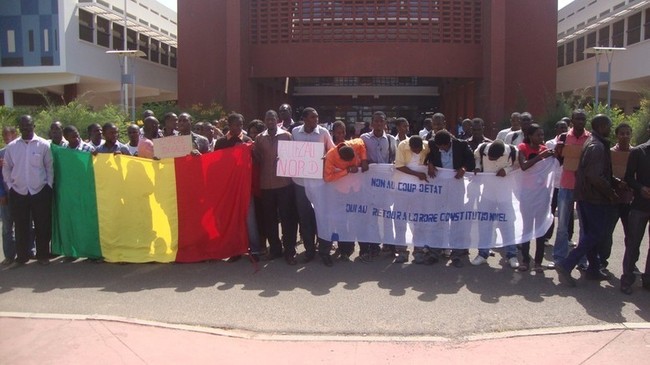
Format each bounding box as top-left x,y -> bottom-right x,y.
359,111 -> 397,262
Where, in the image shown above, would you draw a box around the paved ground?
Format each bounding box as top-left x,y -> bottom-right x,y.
0,218 -> 649,363
2,315 -> 650,364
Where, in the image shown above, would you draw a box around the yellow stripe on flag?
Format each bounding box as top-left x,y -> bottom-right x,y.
93,154 -> 179,263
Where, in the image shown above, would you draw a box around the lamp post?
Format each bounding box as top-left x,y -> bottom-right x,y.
106,0 -> 145,122
584,47 -> 625,110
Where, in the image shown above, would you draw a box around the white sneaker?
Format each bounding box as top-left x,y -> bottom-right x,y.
471,255 -> 487,266
508,257 -> 520,269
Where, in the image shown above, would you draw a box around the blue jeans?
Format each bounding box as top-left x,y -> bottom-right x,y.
1,203 -> 16,260
559,201 -> 617,274
479,245 -> 517,260
553,188 -> 574,262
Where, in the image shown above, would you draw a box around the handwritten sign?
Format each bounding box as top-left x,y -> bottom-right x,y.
561,144 -> 582,172
153,135 -> 192,159
611,150 -> 630,179
277,140 -> 324,179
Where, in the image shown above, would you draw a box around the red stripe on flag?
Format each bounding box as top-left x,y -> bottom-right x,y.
174,145 -> 252,262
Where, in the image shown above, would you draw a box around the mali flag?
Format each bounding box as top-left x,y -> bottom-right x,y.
51,144 -> 251,263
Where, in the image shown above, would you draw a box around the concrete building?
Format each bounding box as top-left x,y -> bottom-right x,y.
178,0 -> 557,137
557,0 -> 650,113
0,0 -> 177,110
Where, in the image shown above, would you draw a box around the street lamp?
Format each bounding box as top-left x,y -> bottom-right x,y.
105,0 -> 145,122
584,46 -> 625,110
106,49 -> 145,122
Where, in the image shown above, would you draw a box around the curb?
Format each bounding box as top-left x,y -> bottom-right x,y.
2,311 -> 649,343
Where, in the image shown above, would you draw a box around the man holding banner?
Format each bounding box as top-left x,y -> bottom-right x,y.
359,111 -> 397,262
426,129 -> 475,267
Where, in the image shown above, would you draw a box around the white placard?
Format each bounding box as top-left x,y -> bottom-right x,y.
153,135 -> 192,159
276,140 -> 324,179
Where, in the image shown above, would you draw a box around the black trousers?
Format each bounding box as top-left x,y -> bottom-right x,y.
260,185 -> 298,257
10,186 -> 52,263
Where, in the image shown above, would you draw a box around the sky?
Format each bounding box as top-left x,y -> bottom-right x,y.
155,0 -> 575,13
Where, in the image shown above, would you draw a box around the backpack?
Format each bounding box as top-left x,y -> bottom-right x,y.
477,142 -> 517,172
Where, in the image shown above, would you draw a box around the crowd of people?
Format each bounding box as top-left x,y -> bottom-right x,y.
0,105 -> 648,295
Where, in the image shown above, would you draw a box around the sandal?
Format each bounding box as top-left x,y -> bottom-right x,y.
518,263 -> 529,272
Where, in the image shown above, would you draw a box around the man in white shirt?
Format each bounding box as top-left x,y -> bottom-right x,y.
418,118 -> 433,139
504,112 -> 533,146
291,107 -> 335,266
471,140 -> 520,268
3,115 -> 54,267
496,112 -> 521,141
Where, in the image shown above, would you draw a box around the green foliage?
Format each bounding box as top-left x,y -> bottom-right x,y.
186,102 -> 226,123
32,102 -> 128,139
538,93 -> 650,146
626,96 -> 650,146
0,105 -> 34,147
138,100 -> 179,122
138,101 -> 226,125
538,94 -> 573,141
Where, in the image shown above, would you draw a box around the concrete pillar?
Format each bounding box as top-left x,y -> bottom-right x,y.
3,90 -> 14,107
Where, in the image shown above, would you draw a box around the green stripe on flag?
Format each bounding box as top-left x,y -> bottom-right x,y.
51,145 -> 102,259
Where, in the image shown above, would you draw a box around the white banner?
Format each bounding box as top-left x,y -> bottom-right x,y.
305,158 -> 558,249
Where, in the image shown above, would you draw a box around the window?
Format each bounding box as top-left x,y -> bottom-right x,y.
150,39 -> 159,63
28,30 -> 34,52
96,16 -> 110,47
598,26 -> 609,47
43,29 -> 49,52
7,30 -> 16,53
127,29 -> 137,50
566,41 -> 574,65
627,12 -> 641,45
169,46 -> 176,68
138,34 -> 149,59
612,20 -> 624,47
79,9 -> 94,43
586,31 -> 596,58
557,44 -> 565,67
643,9 -> 650,39
160,42 -> 168,66
112,23 -> 124,50
54,29 -> 58,50
576,37 -> 585,62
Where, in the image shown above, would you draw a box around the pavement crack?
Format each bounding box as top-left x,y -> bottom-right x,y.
578,329 -> 626,365
99,322 -> 147,364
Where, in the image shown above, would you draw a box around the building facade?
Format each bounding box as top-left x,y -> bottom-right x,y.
0,0 -> 177,110
178,0 -> 557,136
557,0 -> 650,113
